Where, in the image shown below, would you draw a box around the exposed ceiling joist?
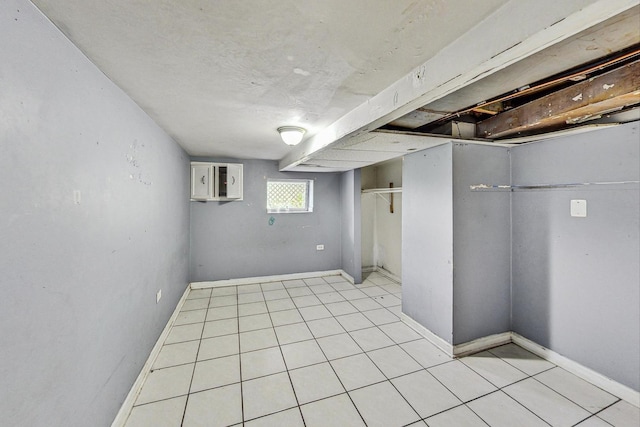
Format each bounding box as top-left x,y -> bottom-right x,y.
279,0 -> 639,171
31,0 -> 639,172
415,8 -> 640,128
476,60 -> 640,138
427,45 -> 640,133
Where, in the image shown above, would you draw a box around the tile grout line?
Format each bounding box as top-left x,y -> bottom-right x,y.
466,389 -> 554,427
529,368 -> 622,419
258,279 -> 307,427
131,274 -> 634,427
476,346 -> 599,424
289,277 -> 389,406
296,276 -> 370,427
340,279 -> 498,425
340,287 -> 463,426
453,348 -> 607,427
228,277 -> 627,426
338,291 -> 442,425
181,287 -> 211,427
572,400 -> 618,427
235,285 -> 245,427
198,283 -> 400,379
311,278 -> 428,426
195,280 -> 469,425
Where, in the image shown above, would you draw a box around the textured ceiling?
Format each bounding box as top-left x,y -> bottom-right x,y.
31,0 -> 508,160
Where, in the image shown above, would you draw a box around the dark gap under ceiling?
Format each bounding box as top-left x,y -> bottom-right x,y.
381,44 -> 640,142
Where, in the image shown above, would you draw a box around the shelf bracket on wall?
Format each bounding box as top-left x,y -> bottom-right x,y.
361,186 -> 403,212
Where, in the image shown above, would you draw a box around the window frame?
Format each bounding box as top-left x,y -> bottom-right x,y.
266,179 -> 314,214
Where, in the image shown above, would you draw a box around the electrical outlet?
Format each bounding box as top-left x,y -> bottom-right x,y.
156,289 -> 162,303
316,244 -> 324,251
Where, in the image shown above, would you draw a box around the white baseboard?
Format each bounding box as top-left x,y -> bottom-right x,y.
190,269 -> 344,289
400,314 -> 509,358
511,333 -> 640,408
114,273 -> 639,425
398,315 -> 639,408
453,332 -> 512,357
111,285 -> 191,427
400,313 -> 454,356
340,270 -> 355,284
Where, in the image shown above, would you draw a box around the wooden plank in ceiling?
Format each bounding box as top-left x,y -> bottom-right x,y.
476,60 -> 640,139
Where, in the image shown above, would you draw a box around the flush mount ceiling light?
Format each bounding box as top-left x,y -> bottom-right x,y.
277,126 -> 306,146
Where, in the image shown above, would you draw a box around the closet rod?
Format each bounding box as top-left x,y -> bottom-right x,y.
470,180 -> 639,191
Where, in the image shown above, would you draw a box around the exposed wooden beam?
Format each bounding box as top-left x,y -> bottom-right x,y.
473,102 -> 503,115
476,60 -> 640,138
279,0 -> 639,171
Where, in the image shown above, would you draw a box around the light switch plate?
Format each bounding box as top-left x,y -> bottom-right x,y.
571,199 -> 587,217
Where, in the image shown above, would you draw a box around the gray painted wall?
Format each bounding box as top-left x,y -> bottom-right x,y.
189,159 -> 342,282
511,122 -> 640,391
403,143 -> 512,346
402,144 -> 454,343
403,128 -> 639,390
0,2 -> 190,426
340,169 -> 362,283
452,144 -> 511,344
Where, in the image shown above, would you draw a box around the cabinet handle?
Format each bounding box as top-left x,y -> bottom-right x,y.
231,176 -> 236,185
200,175 -> 206,184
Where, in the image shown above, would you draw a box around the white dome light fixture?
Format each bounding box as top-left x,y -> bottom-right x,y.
277,126 -> 306,146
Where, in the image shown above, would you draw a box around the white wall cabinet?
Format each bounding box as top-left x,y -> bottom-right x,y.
190,162 -> 243,201
191,163 -> 214,200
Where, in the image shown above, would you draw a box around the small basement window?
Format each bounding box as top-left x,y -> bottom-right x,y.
267,179 -> 314,213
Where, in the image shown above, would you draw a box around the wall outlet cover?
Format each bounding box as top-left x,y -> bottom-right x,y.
570,199 -> 587,217
316,244 -> 324,251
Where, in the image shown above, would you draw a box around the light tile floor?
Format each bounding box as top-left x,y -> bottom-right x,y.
124,272 -> 640,427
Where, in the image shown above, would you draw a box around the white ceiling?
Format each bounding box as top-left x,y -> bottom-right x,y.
31,0 -> 639,171
31,0 -> 508,159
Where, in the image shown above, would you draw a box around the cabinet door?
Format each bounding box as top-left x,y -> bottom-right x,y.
191,164 -> 213,200
225,164 -> 243,199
